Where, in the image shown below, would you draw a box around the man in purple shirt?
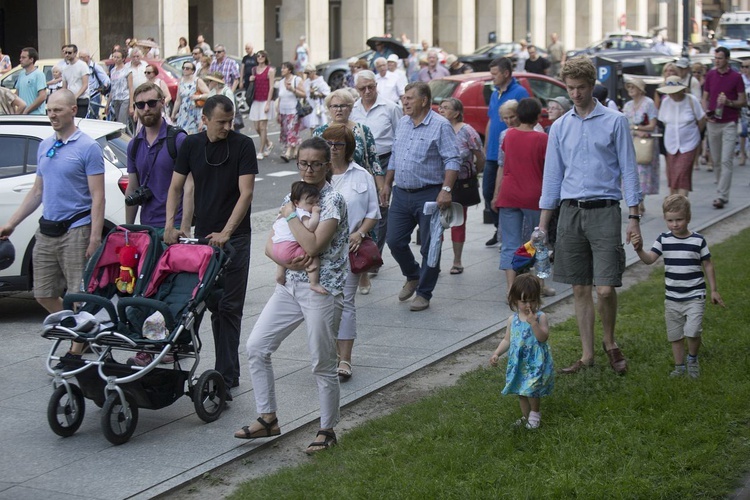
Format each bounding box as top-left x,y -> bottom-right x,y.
539,58 -> 642,376
126,82 -> 191,234
702,46 -> 746,209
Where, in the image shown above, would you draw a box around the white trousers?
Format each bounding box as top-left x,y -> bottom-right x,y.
246,281 -> 343,429
337,269 -> 360,341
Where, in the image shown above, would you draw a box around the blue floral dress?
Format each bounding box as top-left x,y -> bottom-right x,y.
502,312 -> 554,397
176,79 -> 204,135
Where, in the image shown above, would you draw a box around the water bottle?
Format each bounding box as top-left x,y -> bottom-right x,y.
531,227 -> 551,279
715,93 -> 725,120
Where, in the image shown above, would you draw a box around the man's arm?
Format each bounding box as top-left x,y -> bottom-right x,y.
206,174 -> 255,246
86,173 -> 105,258
614,115 -> 643,244
0,175 -> 43,238
164,171 -> 188,244
76,74 -> 89,99
124,173 -> 140,224
23,86 -> 47,115
179,173 -> 195,236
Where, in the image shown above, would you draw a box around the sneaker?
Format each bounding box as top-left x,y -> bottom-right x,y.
128,351 -> 153,367
398,279 -> 419,301
669,365 -> 686,378
53,352 -> 83,370
485,234 -> 499,247
525,418 -> 540,430
687,359 -> 700,379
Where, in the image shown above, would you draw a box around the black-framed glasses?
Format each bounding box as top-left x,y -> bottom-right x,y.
216,50 -> 225,53
63,50 -> 74,55
134,99 -> 161,110
144,70 -> 154,75
743,65 -> 750,69
328,104 -> 350,110
326,141 -> 346,149
46,140 -> 65,158
297,161 -> 327,171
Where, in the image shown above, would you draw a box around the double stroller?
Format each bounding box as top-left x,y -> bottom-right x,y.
43,225 -> 230,445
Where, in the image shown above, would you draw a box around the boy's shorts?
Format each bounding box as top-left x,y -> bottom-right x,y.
665,297 -> 705,342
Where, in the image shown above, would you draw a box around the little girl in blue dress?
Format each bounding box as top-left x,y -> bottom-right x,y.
489,274 -> 554,429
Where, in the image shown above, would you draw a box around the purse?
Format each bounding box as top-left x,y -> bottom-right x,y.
633,136 -> 655,164
451,176 -> 481,206
245,67 -> 256,106
296,98 -> 313,118
233,111 -> 245,130
38,210 -> 91,237
349,237 -> 383,274
194,91 -> 205,108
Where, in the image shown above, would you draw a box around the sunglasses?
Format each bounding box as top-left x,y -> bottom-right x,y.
183,66 -> 194,71
743,65 -> 750,69
46,140 -> 65,158
144,70 -> 154,74
216,50 -> 225,53
63,51 -> 74,55
133,99 -> 161,110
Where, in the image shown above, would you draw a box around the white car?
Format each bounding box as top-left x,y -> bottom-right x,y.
0,115 -> 130,293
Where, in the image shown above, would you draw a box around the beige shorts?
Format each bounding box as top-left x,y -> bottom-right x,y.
665,297 -> 705,342
32,225 -> 90,298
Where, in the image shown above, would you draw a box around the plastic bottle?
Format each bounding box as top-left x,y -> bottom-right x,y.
531,227 -> 551,279
715,92 -> 725,120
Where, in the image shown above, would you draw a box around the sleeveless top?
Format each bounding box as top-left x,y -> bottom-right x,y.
253,66 -> 271,102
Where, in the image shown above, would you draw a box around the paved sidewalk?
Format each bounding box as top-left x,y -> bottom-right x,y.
0,160 -> 748,499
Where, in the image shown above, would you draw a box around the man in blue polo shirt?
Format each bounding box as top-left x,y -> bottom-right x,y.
16,47 -> 47,115
484,57 -> 529,247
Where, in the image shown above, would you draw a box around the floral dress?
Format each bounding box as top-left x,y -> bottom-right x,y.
502,312 -> 554,398
623,97 -> 660,195
312,122 -> 383,177
176,78 -> 204,134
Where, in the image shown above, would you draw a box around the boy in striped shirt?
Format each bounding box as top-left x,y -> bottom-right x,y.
631,195 -> 725,378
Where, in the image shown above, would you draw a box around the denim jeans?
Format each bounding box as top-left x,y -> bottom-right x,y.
386,185 -> 442,300
499,208 -> 540,270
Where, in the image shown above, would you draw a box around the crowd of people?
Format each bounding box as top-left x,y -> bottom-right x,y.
0,31 -> 734,452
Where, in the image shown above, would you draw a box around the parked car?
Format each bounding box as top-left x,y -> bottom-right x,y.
0,59 -> 62,91
316,49 -> 375,90
428,71 -> 568,139
0,116 -> 129,293
458,43 -> 548,72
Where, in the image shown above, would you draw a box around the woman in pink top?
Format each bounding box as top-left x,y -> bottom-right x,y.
492,98 -> 553,295
248,50 -> 276,159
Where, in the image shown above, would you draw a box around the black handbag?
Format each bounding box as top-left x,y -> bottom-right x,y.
245,67 -> 256,106
38,210 -> 91,237
296,98 -> 313,118
451,176 -> 481,207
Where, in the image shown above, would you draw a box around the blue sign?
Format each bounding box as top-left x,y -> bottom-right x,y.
598,66 -> 611,82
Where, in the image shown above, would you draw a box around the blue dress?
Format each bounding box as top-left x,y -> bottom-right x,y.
502,312 -> 554,397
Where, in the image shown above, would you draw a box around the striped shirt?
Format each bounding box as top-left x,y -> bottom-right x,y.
650,232 -> 711,302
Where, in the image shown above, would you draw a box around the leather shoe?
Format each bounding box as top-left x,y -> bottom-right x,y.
603,343 -> 628,374
559,359 -> 594,374
398,279 -> 419,301
409,296 -> 430,311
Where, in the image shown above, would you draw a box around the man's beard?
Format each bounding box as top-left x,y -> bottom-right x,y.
140,113 -> 160,127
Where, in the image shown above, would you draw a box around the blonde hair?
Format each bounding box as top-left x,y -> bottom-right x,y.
662,194 -> 691,222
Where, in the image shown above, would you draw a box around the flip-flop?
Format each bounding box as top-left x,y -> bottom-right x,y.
305,429 -> 337,455
234,417 -> 281,439
450,266 -> 464,275
337,360 -> 352,381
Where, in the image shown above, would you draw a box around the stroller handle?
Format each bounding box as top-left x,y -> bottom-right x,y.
179,237 -> 234,264
117,297 -> 177,333
63,293 -> 118,324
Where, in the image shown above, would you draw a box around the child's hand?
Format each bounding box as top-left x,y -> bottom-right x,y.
489,353 -> 499,367
631,233 -> 642,251
312,206 -> 321,214
712,291 -> 725,307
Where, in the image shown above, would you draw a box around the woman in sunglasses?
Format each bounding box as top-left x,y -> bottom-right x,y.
170,61 -> 209,134
144,64 -> 172,112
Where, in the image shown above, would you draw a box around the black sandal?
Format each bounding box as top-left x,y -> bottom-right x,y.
234,416 -> 281,439
305,429 -> 337,455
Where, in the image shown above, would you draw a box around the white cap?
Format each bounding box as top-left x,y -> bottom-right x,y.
387,54 -> 400,62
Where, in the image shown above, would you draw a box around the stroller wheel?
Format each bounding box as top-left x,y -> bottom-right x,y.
101,392 -> 139,445
47,384 -> 86,437
193,370 -> 226,423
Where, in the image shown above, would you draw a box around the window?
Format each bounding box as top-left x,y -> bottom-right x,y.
0,136 -> 41,178
428,80 -> 459,105
527,79 -> 568,106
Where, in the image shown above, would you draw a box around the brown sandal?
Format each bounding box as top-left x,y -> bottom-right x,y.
234,417 -> 281,439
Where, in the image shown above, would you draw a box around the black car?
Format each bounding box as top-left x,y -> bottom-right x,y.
589,50 -> 677,77
457,42 -> 549,72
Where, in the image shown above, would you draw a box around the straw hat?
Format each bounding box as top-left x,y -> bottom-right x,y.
625,77 -> 646,93
203,73 -> 225,85
657,75 -> 687,94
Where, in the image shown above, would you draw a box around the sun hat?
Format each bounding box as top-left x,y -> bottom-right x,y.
304,63 -> 316,73
440,203 -> 465,229
387,54 -> 400,63
625,77 -> 646,93
446,54 -> 458,66
0,239 -> 14,270
676,57 -> 690,69
203,73 -> 225,85
550,96 -> 572,112
657,75 -> 687,94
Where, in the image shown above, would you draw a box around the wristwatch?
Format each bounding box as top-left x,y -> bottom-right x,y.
441,186 -> 452,193
628,214 -> 642,220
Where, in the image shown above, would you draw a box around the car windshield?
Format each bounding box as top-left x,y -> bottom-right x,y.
429,79 -> 459,105
160,61 -> 180,79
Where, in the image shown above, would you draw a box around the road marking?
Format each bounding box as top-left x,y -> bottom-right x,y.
265,171 -> 299,177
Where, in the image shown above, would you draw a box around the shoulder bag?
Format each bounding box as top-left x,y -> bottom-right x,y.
349,237 -> 383,274
245,67 -> 256,107
295,77 -> 313,118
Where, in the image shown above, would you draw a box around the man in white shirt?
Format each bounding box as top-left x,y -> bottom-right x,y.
387,54 -> 408,93
374,57 -> 403,105
61,44 -> 90,118
676,58 -> 702,99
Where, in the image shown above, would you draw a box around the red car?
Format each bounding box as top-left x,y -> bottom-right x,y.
429,72 -> 569,139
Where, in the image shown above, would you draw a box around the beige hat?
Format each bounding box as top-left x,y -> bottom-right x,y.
440,203 -> 465,229
304,63 -> 316,73
203,73 -> 225,85
387,54 -> 400,63
625,77 -> 646,93
446,54 -> 458,66
657,75 -> 687,94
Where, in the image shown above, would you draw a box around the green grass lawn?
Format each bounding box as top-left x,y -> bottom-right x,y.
231,228 -> 750,499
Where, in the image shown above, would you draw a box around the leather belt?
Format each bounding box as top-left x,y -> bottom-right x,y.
566,199 -> 619,209
398,184 -> 441,193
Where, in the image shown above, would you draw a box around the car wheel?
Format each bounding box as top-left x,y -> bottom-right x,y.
328,71 -> 346,91
235,90 -> 250,114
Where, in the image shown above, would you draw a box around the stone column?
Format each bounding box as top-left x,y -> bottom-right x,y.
237,0 -> 265,58
282,0 -> 329,68
392,0 -> 433,47
38,0 -> 100,59
693,0 -> 703,43
589,0 -> 603,43
530,0 -> 546,47
342,0 -> 385,57
476,0 -> 501,46
161,0 -> 190,58
498,0 -> 513,43
212,0 -> 264,55
437,0 -> 476,55
561,0 -> 576,58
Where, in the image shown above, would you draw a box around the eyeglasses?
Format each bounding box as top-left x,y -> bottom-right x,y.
326,141 -> 346,149
133,99 -> 161,110
63,51 -> 74,55
46,140 -> 65,158
356,85 -> 376,92
743,65 -> 750,69
296,161 -> 327,171
329,104 -> 350,110
216,50 -> 225,53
